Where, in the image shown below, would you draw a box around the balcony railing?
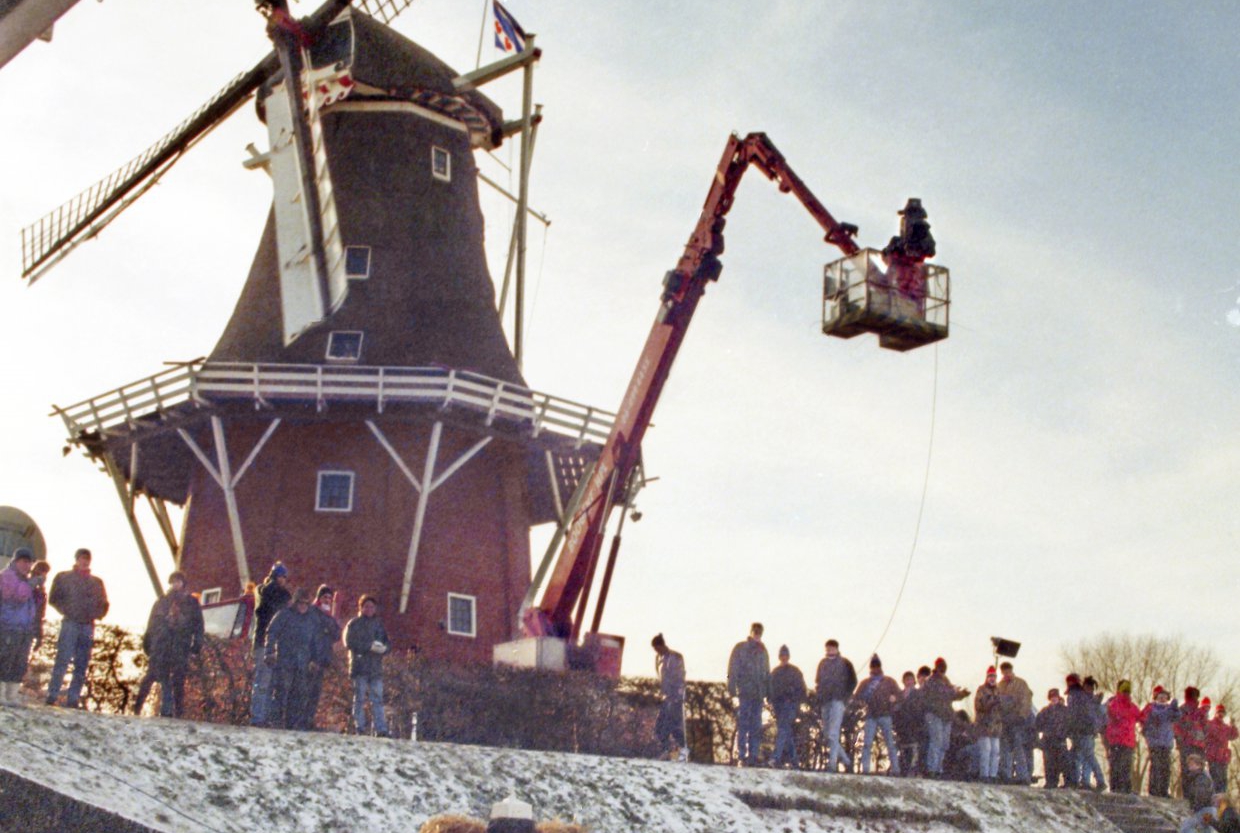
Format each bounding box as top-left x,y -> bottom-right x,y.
55,361 -> 615,450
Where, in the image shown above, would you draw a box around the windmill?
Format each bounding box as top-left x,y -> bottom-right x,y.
29,0 -> 615,662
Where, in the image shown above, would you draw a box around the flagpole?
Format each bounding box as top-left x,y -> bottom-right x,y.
475,0 -> 489,69
515,31 -> 535,372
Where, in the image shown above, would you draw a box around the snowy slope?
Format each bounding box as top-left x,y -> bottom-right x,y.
0,707 -> 1144,833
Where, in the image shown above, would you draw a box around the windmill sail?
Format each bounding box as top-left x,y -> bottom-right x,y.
15,0 -> 422,284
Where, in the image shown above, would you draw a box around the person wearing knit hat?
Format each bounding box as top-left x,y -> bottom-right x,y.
1036,688 -> 1070,788
814,639 -> 857,773
1205,701 -> 1238,792
250,560 -> 292,726
0,548 -> 38,705
265,586 -> 329,731
1065,672 -> 1104,789
304,583 -> 341,733
133,570 -> 204,718
1105,679 -> 1141,793
923,656 -> 969,778
853,654 -> 902,776
974,667 -> 1003,782
1141,684 -> 1180,797
769,645 -> 807,769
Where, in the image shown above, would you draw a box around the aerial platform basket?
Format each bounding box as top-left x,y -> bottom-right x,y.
822,249 -> 950,352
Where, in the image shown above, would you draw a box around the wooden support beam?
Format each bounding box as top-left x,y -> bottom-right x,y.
102,454 -> 163,598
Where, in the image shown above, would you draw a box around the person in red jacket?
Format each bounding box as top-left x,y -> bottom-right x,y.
1177,687 -> 1208,778
1105,679 -> 1141,793
1205,703 -> 1239,792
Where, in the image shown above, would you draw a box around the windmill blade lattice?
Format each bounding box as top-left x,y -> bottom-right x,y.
354,0 -> 416,25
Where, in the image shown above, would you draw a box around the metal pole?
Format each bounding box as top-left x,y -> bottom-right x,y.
514,34 -> 536,371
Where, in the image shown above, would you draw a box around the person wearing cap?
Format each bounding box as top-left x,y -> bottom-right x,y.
651,633 -> 688,762
768,645 -> 806,769
1036,688 -> 1070,788
1177,688 -> 1209,780
853,655 -> 902,776
0,547 -> 38,705
250,561 -> 292,726
1205,703 -> 1238,792
923,657 -> 969,779
727,622 -> 769,767
344,595 -> 391,737
973,667 -> 1003,782
997,661 -> 1033,785
304,584 -> 341,728
815,639 -> 858,773
1139,685 -> 1179,797
45,547 -> 108,708
265,587 -> 325,730
134,570 -> 205,718
1105,679 -> 1141,793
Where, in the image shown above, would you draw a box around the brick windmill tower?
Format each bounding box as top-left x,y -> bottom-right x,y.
26,2 -> 612,662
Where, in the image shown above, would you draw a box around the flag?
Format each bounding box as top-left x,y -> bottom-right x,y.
493,0 -> 526,54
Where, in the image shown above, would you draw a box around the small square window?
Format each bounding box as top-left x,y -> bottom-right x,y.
316,470 -> 354,512
345,246 -> 371,279
200,587 -> 222,605
431,146 -> 451,182
326,331 -> 363,362
446,593 -> 476,638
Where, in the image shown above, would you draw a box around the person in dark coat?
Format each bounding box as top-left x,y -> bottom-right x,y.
815,639 -> 858,773
1141,685 -> 1179,797
249,561 -> 291,726
304,584 -> 341,727
344,595 -> 390,737
854,655 -> 903,776
1066,673 -> 1104,789
266,587 -> 327,730
893,669 -> 925,776
924,657 -> 969,778
727,622 -> 769,767
768,645 -> 806,769
134,571 -> 205,717
45,548 -> 108,708
1181,752 -> 1217,833
1178,687 -> 1209,778
1035,688 -> 1070,788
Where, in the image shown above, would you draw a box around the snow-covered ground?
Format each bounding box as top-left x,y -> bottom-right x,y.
0,706 -> 1162,832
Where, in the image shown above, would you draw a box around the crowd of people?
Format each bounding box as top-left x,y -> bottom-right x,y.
653,623 -> 1240,832
0,552 -> 392,736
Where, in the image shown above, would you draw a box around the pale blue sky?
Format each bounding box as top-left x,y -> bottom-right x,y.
1,2 -> 1236,695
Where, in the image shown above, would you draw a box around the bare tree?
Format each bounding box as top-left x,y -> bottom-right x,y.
1061,632 -> 1240,795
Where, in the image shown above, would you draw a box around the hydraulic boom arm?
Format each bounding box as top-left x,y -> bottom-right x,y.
523,132 -> 864,640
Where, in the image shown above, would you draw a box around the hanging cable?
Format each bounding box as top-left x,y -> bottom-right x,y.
871,343 -> 939,655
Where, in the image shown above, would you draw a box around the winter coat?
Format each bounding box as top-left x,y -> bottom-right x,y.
1206,717 -> 1239,765
1036,701 -> 1069,745
727,637 -> 770,700
814,655 -> 858,704
1105,693 -> 1141,748
343,613 -> 390,679
974,684 -> 1004,737
1184,768 -> 1215,812
48,567 -> 108,624
893,686 -> 926,739
312,606 -> 341,663
769,663 -> 807,708
1139,699 -> 1179,749
252,578 -> 291,647
1066,684 -> 1098,736
854,672 -> 902,719
266,607 -> 326,670
924,671 -> 965,720
997,675 -> 1034,725
1176,700 -> 1208,750
656,650 -> 687,701
0,566 -> 36,634
141,590 -> 204,669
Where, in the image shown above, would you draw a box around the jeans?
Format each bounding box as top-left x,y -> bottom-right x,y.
655,698 -> 686,752
250,645 -> 275,726
822,699 -> 851,771
737,697 -> 763,764
1073,734 -> 1105,788
861,715 -> 901,774
1000,723 -> 1031,783
47,620 -> 94,707
352,675 -> 388,736
978,735 -> 1001,779
925,713 -> 951,775
773,701 -> 799,766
